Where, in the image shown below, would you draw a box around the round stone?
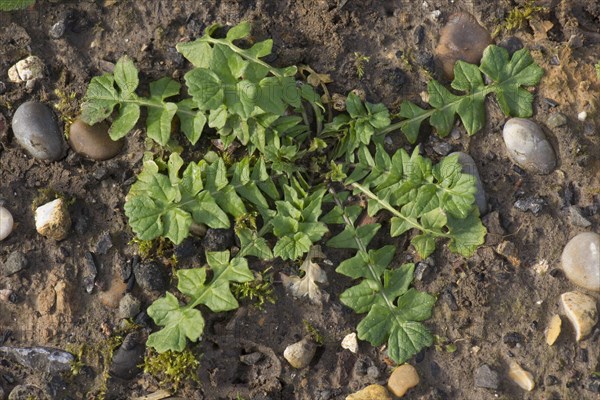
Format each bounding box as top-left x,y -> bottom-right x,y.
387,364 -> 420,397
435,12 -> 492,79
283,338 -> 316,369
68,119 -> 124,161
133,261 -> 168,292
561,232 -> 600,292
12,101 -> 65,161
0,206 -> 14,241
502,118 -> 557,174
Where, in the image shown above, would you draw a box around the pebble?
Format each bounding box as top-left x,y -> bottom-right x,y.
1,251 -> 28,276
560,291 -> 598,341
283,338 -> 316,369
239,352 -> 263,366
495,241 -> 520,267
202,228 -> 234,251
133,261 -> 168,292
546,113 -> 567,129
12,102 -> 66,161
508,361 -> 535,391
35,198 -> 71,240
498,36 -> 523,56
561,232 -> 600,291
387,364 -> 420,397
8,384 -> 46,400
0,206 -> 14,241
577,111 -> 587,121
432,141 -> 452,156
503,118 -> 556,174
0,346 -> 74,374
545,314 -> 562,346
569,206 -> 592,227
474,364 -> 500,390
7,56 -> 45,83
49,20 -> 66,39
346,384 -> 391,400
109,332 -> 145,380
450,152 -> 488,215
68,119 -> 125,161
341,332 -> 358,353
514,196 -> 546,215
118,293 -> 141,319
435,12 -> 492,79
82,251 -> 97,294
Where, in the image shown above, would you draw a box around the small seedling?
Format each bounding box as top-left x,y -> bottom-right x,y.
303,320 -> 324,345
353,52 -> 370,79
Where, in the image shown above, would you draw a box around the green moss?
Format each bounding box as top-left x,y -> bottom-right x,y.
353,52 -> 370,79
232,268 -> 276,310
493,0 -> 547,37
303,320 -> 324,345
143,348 -> 200,392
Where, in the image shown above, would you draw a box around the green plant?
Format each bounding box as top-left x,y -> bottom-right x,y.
232,268 -> 276,309
353,52 -> 370,79
379,46 -> 544,143
493,0 -> 546,37
595,61 -> 600,80
143,348 -> 200,391
79,21 -> 543,364
0,0 -> 35,11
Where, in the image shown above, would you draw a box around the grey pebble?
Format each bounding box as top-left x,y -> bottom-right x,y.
203,228 -> 234,252
0,346 -> 74,375
82,251 -> 97,294
109,332 -> 144,380
514,196 -> 546,215
8,385 -> 46,400
118,293 -> 141,319
546,113 -> 567,129
240,352 -> 263,366
133,261 -> 168,292
569,206 -> 591,227
474,364 -> 500,389
95,231 -> 113,255
503,118 -> 556,174
12,102 -> 65,161
450,152 -> 488,215
432,141 -> 452,156
49,21 -> 66,39
498,36 -> 523,56
2,251 -> 28,276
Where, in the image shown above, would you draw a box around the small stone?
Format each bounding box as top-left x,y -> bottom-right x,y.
12,101 -> 66,161
133,261 -> 168,292
8,384 -> 46,400
2,251 -> 28,276
561,232 -> 600,291
387,364 -> 420,397
514,196 -> 546,215
508,361 -> 535,391
346,384 -> 391,400
7,56 -> 45,83
283,338 -> 316,369
435,12 -> 492,79
545,314 -> 562,346
68,119 -> 125,161
474,364 -> 499,390
35,198 -> 71,240
503,331 -> 525,348
432,141 -> 452,156
118,293 -> 141,319
577,111 -> 587,121
0,346 -> 74,375
503,118 -> 556,174
546,113 -> 567,129
560,291 -> 598,341
568,206 -> 592,227
0,206 -> 14,241
95,231 -> 113,255
239,352 -> 263,366
109,332 -> 145,379
450,152 -> 488,215
341,332 -> 358,353
49,21 -> 66,39
498,36 -> 523,56
496,241 -> 520,267
82,251 -> 97,294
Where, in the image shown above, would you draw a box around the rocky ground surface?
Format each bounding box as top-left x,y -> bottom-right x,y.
0,0 -> 599,399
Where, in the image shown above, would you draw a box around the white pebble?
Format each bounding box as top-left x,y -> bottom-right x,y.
561,232 -> 600,292
7,56 -> 44,83
560,291 -> 598,341
283,338 -> 316,369
35,198 -> 71,240
508,361 -> 535,391
577,111 -> 587,121
341,332 -> 359,353
0,206 -> 14,241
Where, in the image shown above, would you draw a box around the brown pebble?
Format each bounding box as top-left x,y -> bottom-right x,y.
387,364 -> 420,397
435,12 -> 492,79
68,119 -> 124,161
